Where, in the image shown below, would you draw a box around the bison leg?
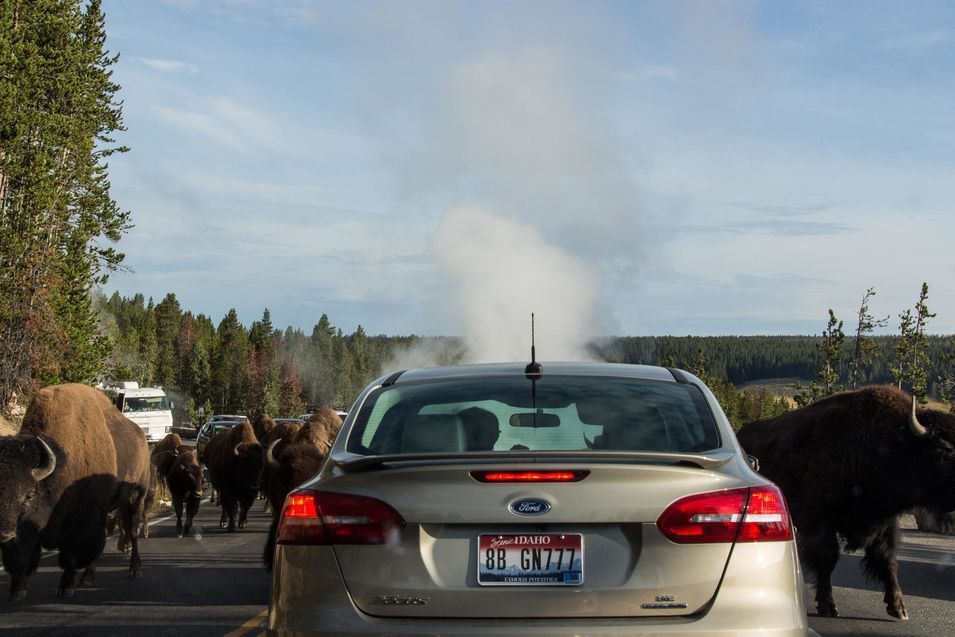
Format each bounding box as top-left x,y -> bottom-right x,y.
119,508 -> 143,579
57,567 -> 78,598
79,565 -> 96,587
58,508 -> 108,598
124,491 -> 146,579
238,492 -> 255,529
184,493 -> 200,537
2,539 -> 42,602
141,489 -> 153,539
127,531 -> 142,579
173,492 -> 185,538
799,525 -> 841,617
263,514 -> 280,572
221,491 -> 237,532
863,521 -> 907,620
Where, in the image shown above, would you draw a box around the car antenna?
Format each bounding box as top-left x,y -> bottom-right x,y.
524,313 -> 542,427
524,313 -> 543,378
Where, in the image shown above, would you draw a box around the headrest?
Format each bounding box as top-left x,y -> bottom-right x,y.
401,414 -> 465,453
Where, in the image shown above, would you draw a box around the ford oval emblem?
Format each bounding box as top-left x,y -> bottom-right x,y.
509,498 -> 551,516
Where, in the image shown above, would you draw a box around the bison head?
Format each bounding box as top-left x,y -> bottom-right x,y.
234,440 -> 264,491
0,436 -> 57,543
909,401 -> 955,512
179,457 -> 205,499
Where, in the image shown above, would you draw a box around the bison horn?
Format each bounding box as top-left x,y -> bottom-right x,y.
32,437 -> 57,481
266,440 -> 281,469
234,442 -> 244,457
909,396 -> 928,438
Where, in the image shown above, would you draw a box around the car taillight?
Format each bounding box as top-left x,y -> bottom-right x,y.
657,486 -> 792,544
276,490 -> 405,546
470,470 -> 589,483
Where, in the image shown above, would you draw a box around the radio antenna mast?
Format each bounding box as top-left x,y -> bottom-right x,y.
524,313 -> 542,378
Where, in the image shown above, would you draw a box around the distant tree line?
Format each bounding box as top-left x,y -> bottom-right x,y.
95,291 -> 465,426
594,333 -> 954,397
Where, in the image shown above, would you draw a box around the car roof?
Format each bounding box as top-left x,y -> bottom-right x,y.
207,420 -> 243,428
388,362 -> 681,385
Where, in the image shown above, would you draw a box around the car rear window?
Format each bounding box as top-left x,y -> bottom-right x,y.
346,375 -> 720,456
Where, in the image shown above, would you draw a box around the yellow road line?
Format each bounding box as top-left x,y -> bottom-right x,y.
223,608 -> 268,637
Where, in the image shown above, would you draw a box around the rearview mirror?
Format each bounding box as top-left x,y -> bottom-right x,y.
509,412 -> 561,428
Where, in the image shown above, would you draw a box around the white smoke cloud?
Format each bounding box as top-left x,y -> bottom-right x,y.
433,208 -> 599,363
341,2 -> 652,363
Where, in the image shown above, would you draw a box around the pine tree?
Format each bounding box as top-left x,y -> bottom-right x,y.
848,288 -> 889,389
0,0 -> 129,413
890,282 -> 936,399
794,309 -> 844,406
938,340 -> 955,413
153,293 -> 182,387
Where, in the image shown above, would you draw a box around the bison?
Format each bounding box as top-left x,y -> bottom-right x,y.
262,407 -> 342,571
737,385 -> 955,620
166,449 -> 204,538
259,419 -> 305,502
204,421 -> 263,532
253,414 -> 276,443
151,432 -> 183,489
0,384 -> 151,600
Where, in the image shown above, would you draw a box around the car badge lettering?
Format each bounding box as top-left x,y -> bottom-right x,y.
509,498 -> 551,516
376,595 -> 430,605
641,594 -> 687,609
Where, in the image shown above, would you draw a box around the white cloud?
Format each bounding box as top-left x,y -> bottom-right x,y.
153,105 -> 244,150
139,57 -> 198,74
151,97 -> 299,154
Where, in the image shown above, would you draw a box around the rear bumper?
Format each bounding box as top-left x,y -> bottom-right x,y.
268,542 -> 807,636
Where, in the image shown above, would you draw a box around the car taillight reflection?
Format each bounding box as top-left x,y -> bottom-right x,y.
657,485 -> 793,544
276,490 -> 405,546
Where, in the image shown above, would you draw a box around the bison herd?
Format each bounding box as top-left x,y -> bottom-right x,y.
2,381 -> 954,624
0,383 -> 342,602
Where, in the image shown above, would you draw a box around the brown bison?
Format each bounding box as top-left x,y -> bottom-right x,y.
204,422 -> 263,532
262,407 -> 343,571
0,384 -> 151,600
151,432 -> 183,489
166,449 -> 204,538
253,414 -> 276,442
737,385 -> 955,620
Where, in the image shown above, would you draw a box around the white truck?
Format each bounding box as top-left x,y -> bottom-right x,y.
108,381 -> 174,443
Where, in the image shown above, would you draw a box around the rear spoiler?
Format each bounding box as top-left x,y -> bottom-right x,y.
335,450 -> 736,473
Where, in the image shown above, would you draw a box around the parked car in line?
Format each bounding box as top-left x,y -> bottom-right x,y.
267,362 -> 807,636
272,418 -> 306,427
196,415 -> 248,459
297,409 -> 347,423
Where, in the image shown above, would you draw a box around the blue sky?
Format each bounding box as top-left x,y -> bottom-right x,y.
101,0 -> 955,349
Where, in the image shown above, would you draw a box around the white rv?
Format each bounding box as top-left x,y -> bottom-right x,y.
109,382 -> 174,443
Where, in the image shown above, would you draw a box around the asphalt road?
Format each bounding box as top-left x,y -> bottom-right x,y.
0,497 -> 272,637
1,507 -> 951,637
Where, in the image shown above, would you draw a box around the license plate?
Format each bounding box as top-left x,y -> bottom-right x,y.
478,533 -> 583,586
